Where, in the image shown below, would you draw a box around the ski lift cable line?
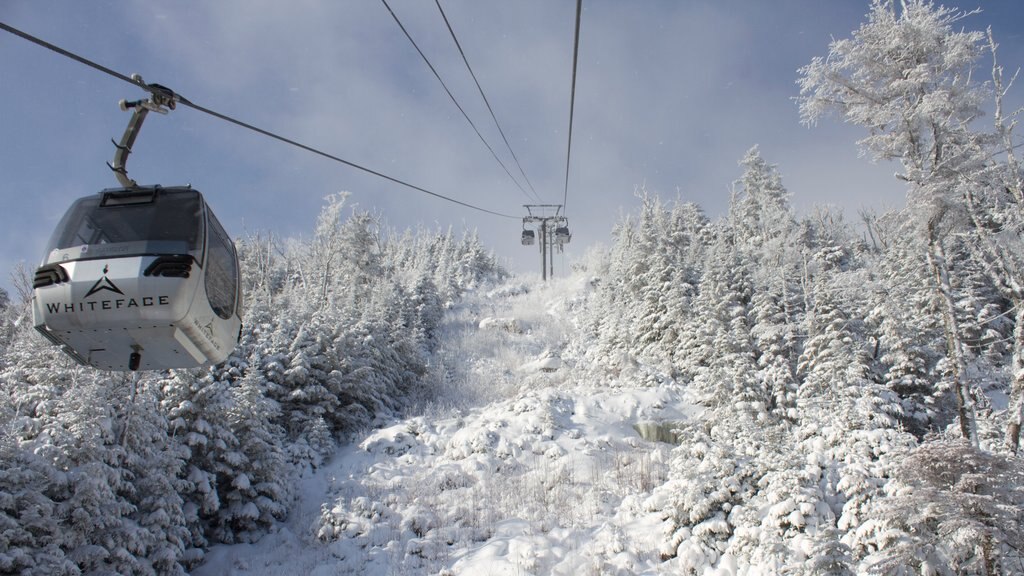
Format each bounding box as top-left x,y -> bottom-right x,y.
562,0 -> 583,214
0,20 -> 518,220
379,0 -> 538,203
434,0 -> 540,201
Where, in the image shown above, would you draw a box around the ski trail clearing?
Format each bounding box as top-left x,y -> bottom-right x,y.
196,274 -> 701,575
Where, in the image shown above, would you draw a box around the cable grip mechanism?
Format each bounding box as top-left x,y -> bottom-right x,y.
107,74 -> 179,188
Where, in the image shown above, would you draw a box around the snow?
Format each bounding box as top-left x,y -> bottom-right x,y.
477,316 -> 523,334
525,353 -> 562,373
193,276 -> 701,575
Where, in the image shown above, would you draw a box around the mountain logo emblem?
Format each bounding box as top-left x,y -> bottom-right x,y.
84,265 -> 125,298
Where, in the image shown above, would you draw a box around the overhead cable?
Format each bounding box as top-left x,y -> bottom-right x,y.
435,0 -> 540,200
562,0 -> 583,214
379,0 -> 540,203
0,20 -> 517,219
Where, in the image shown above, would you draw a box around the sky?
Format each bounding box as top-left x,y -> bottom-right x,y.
3,1 -> 1024,299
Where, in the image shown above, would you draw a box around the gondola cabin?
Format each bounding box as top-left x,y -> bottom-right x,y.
554,226 -> 571,245
32,186 -> 242,371
521,229 -> 535,246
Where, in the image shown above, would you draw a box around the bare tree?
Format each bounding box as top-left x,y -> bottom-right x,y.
10,261 -> 33,306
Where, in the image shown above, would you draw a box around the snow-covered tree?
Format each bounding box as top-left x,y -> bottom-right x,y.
0,287 -> 11,358
0,431 -> 74,576
729,146 -> 795,251
859,438 -> 1024,573
799,0 -> 998,441
868,219 -> 947,435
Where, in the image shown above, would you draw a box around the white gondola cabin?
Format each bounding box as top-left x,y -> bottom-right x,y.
521,229 -> 536,246
32,186 -> 242,371
554,226 -> 571,245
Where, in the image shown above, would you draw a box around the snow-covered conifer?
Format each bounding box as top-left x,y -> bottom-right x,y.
0,432 -> 74,575
729,146 -> 794,252
214,371 -> 292,542
860,438 -> 1024,573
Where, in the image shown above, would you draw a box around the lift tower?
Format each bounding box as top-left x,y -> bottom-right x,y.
521,205 -> 570,281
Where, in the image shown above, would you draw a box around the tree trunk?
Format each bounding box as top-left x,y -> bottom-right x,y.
926,227 -> 975,443
1006,304 -> 1024,453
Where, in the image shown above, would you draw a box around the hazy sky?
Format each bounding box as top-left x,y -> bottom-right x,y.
3,1 -> 1024,297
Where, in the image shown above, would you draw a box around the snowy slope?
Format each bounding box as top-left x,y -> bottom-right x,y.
194,274 -> 702,575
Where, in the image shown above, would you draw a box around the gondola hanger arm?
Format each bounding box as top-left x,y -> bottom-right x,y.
107,75 -> 179,188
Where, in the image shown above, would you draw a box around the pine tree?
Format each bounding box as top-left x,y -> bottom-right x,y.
750,286 -> 800,419
0,287 -> 12,358
657,428 -> 759,571
0,432 -> 75,576
159,371 -> 235,553
214,371 -> 292,542
729,146 -> 794,253
114,377 -> 191,576
799,528 -> 855,576
860,438 -> 1024,574
679,235 -> 761,412
869,221 -> 947,436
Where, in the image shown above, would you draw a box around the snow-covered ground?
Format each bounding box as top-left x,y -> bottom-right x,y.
194,274 -> 702,575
